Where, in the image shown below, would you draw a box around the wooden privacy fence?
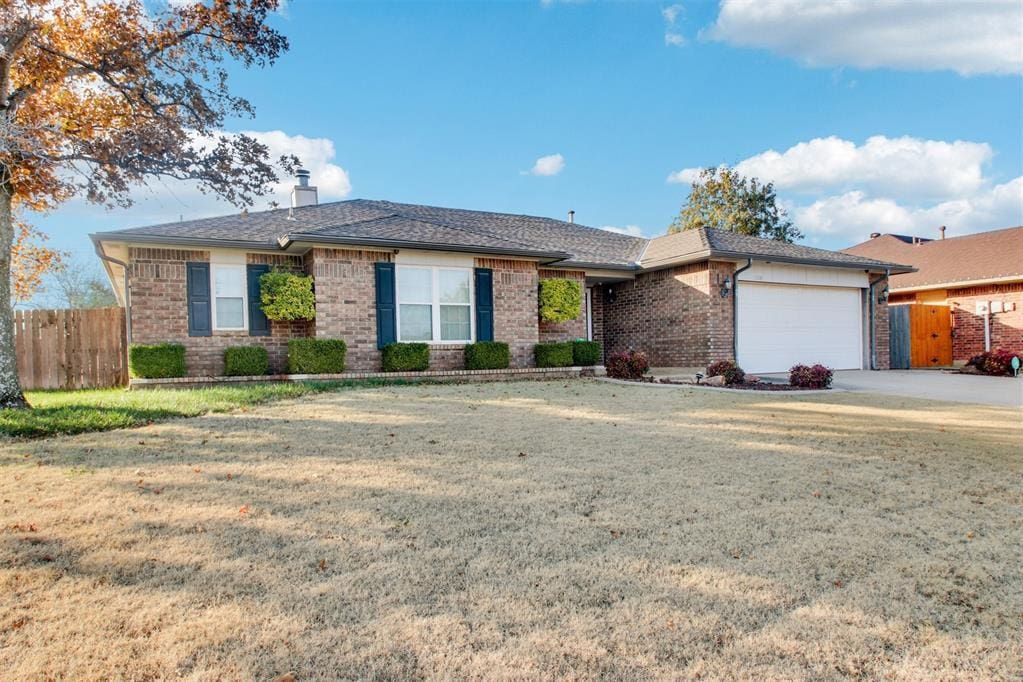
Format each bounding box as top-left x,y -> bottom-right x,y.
13,307 -> 128,390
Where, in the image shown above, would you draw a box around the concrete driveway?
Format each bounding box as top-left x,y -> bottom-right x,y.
765,370 -> 1022,408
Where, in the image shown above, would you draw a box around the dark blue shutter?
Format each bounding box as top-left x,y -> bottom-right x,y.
475,267 -> 493,342
375,262 -> 396,348
247,264 -> 271,336
186,262 -> 211,337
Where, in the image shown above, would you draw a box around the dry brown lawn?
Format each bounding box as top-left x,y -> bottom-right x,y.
1,380 -> 1021,680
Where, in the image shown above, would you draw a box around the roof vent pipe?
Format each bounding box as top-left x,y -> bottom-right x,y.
291,169 -> 318,208
567,210 -> 575,224
940,225 -> 946,239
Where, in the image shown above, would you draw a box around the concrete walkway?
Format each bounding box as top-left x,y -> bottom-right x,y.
761,369 -> 1022,408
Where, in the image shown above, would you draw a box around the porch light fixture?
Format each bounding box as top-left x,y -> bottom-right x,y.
719,276 -> 733,298
877,286 -> 889,304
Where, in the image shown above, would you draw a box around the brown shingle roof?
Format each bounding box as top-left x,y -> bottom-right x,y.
641,227 -> 907,272
842,226 -> 1023,290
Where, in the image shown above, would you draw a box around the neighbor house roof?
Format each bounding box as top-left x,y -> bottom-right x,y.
91,199 -> 648,268
92,198 -> 908,273
843,226 -> 1023,291
640,227 -> 909,272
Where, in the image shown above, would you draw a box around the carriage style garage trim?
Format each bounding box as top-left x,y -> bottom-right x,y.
91,185 -> 910,376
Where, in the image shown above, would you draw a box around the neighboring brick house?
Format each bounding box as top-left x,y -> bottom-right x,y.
844,226 -> 1022,363
93,173 -> 906,377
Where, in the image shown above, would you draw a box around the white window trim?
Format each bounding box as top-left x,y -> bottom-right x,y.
211,263 -> 248,332
395,265 -> 475,344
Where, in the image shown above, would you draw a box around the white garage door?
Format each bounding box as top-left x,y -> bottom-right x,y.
737,283 -> 863,374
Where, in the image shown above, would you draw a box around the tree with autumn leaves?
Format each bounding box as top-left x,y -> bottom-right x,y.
0,0 -> 298,407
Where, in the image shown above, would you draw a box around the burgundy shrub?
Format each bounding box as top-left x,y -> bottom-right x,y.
789,363 -> 834,389
706,359 -> 746,385
606,350 -> 650,380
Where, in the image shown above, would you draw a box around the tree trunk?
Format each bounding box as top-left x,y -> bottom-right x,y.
0,184 -> 28,409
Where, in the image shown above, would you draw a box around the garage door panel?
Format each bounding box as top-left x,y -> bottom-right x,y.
737,283 -> 863,374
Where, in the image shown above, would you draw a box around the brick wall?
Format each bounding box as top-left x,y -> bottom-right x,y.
537,269 -> 587,342
589,284 -> 604,360
308,247 -> 392,371
128,248 -> 309,376
477,257 -> 539,367
601,261 -> 735,368
948,283 -> 1023,360
870,276 -> 891,370
886,282 -> 1022,362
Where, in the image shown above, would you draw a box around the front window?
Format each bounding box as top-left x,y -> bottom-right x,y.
212,264 -> 246,330
397,266 -> 473,342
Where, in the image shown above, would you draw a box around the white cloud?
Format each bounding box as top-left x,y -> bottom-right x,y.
600,225 -> 645,237
667,136 -> 993,200
795,177 -> 1023,243
665,32 -> 686,47
528,153 -> 565,177
707,0 -> 1023,76
662,3 -> 686,47
662,4 -> 683,24
64,129 -> 351,222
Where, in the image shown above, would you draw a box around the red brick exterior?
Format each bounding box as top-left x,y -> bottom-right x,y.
128,248 -> 308,376
870,276 -> 891,370
887,282 -> 1022,362
537,268 -> 587,342
600,261 -> 735,368
307,247 -> 392,371
476,258 -> 540,367
950,283 -> 1023,359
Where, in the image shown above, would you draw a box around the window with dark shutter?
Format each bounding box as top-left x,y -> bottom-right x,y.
186,262 -> 212,337
375,262 -> 396,348
474,267 -> 493,342
247,264 -> 271,336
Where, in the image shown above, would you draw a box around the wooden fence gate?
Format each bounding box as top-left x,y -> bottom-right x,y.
13,307 -> 128,390
888,304 -> 953,369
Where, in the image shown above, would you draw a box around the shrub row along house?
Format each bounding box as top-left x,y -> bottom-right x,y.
92,172 -> 910,377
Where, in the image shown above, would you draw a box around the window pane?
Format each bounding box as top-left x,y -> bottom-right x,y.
398,267 -> 432,303
438,270 -> 470,304
216,297 -> 244,328
400,304 -> 433,340
214,267 -> 244,297
440,305 -> 470,341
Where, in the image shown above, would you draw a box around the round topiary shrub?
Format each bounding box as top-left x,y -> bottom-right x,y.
706,359 -> 746,385
260,270 -> 316,321
538,278 -> 582,323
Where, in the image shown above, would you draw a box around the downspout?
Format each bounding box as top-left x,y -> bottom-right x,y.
868,268 -> 890,370
93,241 -> 131,346
731,259 -> 753,362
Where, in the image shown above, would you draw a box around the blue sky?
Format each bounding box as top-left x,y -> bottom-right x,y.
32,0 -> 1023,269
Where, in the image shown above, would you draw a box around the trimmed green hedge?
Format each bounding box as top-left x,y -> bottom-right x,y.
464,341 -> 510,370
572,340 -> 601,366
128,343 -> 186,379
224,346 -> 269,376
287,338 -> 347,374
538,278 -> 583,323
260,270 -> 316,321
534,341 -> 574,368
382,342 -> 430,372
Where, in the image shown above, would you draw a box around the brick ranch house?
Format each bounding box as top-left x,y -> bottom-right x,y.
844,225 -> 1022,364
92,173 -> 909,377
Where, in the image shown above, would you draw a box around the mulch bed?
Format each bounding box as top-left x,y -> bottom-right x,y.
656,378 -> 821,391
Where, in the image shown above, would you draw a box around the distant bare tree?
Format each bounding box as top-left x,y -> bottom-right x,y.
46,255 -> 116,309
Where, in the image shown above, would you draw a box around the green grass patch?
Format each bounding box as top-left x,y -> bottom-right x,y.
1,380 -> 398,439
